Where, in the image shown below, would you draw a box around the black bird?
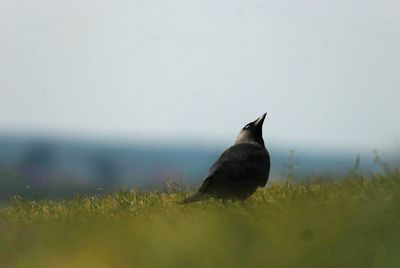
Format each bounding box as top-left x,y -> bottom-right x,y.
182,113 -> 270,203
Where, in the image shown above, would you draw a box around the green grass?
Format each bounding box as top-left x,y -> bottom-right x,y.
1,171 -> 400,267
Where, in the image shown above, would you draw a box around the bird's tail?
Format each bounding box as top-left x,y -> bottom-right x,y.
180,191 -> 207,204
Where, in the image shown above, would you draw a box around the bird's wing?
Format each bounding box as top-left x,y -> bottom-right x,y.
199,143 -> 270,193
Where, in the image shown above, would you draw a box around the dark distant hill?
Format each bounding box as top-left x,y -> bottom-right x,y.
0,135 -> 396,200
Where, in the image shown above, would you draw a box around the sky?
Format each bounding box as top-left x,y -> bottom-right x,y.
0,0 -> 399,152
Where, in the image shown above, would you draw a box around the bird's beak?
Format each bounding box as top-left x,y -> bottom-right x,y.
254,113 -> 267,127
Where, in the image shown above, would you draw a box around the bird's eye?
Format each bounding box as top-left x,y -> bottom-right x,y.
244,124 -> 252,130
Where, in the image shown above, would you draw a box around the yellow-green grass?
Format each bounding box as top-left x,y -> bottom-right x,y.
1,172 -> 399,267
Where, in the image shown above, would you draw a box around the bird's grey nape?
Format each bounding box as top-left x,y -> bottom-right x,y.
234,113 -> 267,146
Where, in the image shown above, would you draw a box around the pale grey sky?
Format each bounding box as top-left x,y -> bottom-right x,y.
0,0 -> 399,151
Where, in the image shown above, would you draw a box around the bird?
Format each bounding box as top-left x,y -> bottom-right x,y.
181,113 -> 270,203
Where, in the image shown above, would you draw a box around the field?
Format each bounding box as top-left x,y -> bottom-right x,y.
1,169 -> 400,268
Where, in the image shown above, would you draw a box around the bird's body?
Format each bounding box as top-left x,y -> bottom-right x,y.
182,113 -> 270,203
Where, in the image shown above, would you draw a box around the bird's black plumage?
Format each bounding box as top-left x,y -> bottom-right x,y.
182,113 -> 270,203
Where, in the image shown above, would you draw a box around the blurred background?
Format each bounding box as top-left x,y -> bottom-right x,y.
0,0 -> 399,200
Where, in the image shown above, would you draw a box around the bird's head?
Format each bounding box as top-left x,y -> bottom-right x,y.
235,113 -> 267,146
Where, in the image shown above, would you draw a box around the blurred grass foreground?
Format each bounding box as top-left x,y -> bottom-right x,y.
1,169 -> 400,267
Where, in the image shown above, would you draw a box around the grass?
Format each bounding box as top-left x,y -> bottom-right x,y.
0,170 -> 400,267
